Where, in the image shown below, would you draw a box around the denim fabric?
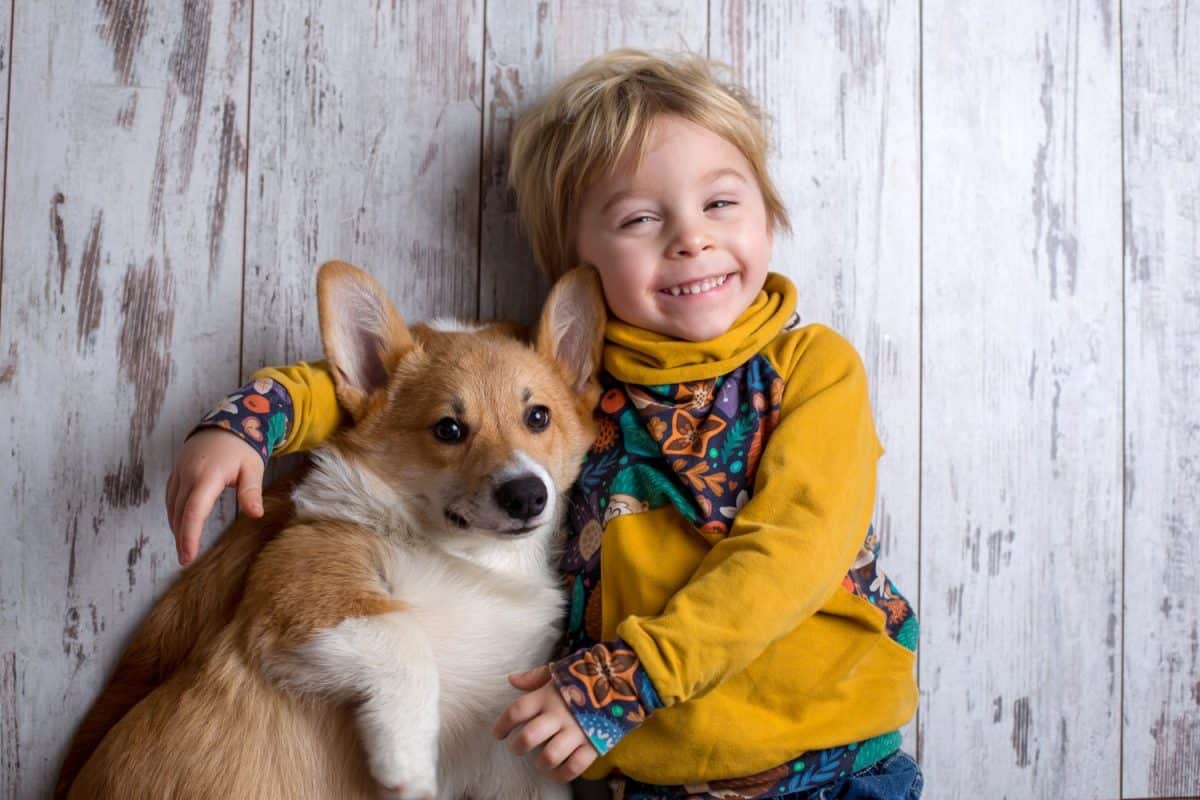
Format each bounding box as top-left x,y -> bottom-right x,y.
780,751 -> 922,800
569,751 -> 922,800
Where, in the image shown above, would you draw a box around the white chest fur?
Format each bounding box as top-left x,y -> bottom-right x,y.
379,541 -> 566,710
282,462 -> 570,799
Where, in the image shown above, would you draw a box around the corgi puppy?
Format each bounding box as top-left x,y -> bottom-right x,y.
60,261 -> 605,800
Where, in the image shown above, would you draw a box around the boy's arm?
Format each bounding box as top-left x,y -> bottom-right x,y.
549,326 -> 882,753
172,360 -> 343,565
195,360 -> 344,461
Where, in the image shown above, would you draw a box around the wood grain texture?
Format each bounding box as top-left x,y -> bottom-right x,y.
1122,1 -> 1200,796
242,0 -> 484,375
1,2 -> 1198,796
479,0 -> 708,325
0,2 -> 250,797
921,2 -> 1124,797
0,6 -> 13,796
709,0 -> 921,684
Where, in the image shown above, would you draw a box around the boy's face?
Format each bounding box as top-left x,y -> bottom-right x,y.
574,114 -> 773,342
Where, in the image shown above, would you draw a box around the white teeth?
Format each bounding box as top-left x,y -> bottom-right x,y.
664,274 -> 729,296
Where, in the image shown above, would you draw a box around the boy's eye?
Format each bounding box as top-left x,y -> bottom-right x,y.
433,417 -> 468,443
706,200 -> 737,211
620,215 -> 657,228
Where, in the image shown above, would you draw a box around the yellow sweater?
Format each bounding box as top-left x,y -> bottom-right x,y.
246,274 -> 918,786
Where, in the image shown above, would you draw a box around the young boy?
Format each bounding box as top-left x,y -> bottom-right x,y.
169,50 -> 921,799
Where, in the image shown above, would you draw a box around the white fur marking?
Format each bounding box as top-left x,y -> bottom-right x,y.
283,612 -> 440,797
292,447 -> 419,537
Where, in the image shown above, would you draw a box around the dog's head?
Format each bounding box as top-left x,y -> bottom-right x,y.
302,261 -> 604,552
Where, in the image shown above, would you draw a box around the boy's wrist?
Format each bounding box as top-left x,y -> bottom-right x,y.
548,639 -> 663,756
192,378 -> 293,466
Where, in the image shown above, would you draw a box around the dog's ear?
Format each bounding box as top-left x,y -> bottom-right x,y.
535,266 -> 606,408
317,261 -> 414,421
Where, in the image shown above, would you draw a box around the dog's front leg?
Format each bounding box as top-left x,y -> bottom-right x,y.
272,611 -> 441,800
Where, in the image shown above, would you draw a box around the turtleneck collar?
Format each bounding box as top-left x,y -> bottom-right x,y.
602,272 -> 797,386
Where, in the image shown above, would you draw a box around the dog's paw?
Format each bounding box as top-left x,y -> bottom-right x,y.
376,780 -> 436,800
366,740 -> 438,800
353,674 -> 440,799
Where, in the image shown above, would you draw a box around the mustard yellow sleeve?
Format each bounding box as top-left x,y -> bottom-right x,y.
615,324 -> 883,708
250,360 -> 344,455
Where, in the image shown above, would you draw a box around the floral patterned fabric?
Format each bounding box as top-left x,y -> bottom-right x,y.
549,641 -> 664,756
555,356 -> 917,799
842,527 -> 919,648
191,377 -> 292,464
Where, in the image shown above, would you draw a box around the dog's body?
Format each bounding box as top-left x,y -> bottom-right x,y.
60,262 -> 605,800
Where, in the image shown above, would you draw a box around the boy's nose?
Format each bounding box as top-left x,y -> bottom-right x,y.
669,227 -> 714,257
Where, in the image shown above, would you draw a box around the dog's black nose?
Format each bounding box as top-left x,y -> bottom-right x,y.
494,476 -> 548,520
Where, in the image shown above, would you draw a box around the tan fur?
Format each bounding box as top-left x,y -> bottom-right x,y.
54,472 -> 305,799
59,262 -> 605,800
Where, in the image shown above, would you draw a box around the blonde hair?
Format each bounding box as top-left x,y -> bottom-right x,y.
508,49 -> 791,280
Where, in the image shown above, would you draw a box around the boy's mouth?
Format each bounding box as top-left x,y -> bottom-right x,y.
660,272 -> 731,297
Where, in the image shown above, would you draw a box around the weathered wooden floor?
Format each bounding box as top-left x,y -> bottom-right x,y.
1,2 -> 1197,798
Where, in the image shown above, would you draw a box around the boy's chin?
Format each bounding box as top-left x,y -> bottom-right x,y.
663,313 -> 741,343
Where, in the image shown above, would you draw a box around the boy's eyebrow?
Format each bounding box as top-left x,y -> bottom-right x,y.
599,189 -> 640,215
599,167 -> 749,214
701,167 -> 750,185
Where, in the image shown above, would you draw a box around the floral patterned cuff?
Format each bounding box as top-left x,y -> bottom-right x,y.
549,640 -> 664,756
191,377 -> 293,465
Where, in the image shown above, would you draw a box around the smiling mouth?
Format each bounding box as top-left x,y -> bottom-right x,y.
660,273 -> 731,297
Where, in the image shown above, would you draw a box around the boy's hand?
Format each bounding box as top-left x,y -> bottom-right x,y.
166,428 -> 264,565
493,665 -> 599,783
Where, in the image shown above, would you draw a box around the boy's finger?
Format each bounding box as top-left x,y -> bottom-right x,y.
176,480 -> 223,566
493,694 -> 540,740
535,730 -> 579,771
236,467 -> 264,518
509,716 -> 559,757
165,473 -> 179,532
507,665 -> 551,690
551,745 -> 597,784
171,479 -> 191,551
170,477 -> 190,542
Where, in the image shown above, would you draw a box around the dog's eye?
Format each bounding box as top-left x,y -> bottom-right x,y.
525,405 -> 551,432
433,417 -> 468,443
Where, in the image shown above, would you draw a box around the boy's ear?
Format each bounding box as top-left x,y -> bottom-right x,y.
317,260 -> 414,421
535,266 -> 607,408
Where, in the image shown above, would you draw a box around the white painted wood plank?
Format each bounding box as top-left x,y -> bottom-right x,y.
921,3 -> 1123,797
1122,1 -> 1200,795
0,5 -> 14,798
710,5 -> 922,738
480,0 -> 708,324
243,0 -> 484,375
0,2 -> 249,797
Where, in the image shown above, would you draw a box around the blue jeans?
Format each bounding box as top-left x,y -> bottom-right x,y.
571,751 -> 923,800
779,751 -> 923,800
